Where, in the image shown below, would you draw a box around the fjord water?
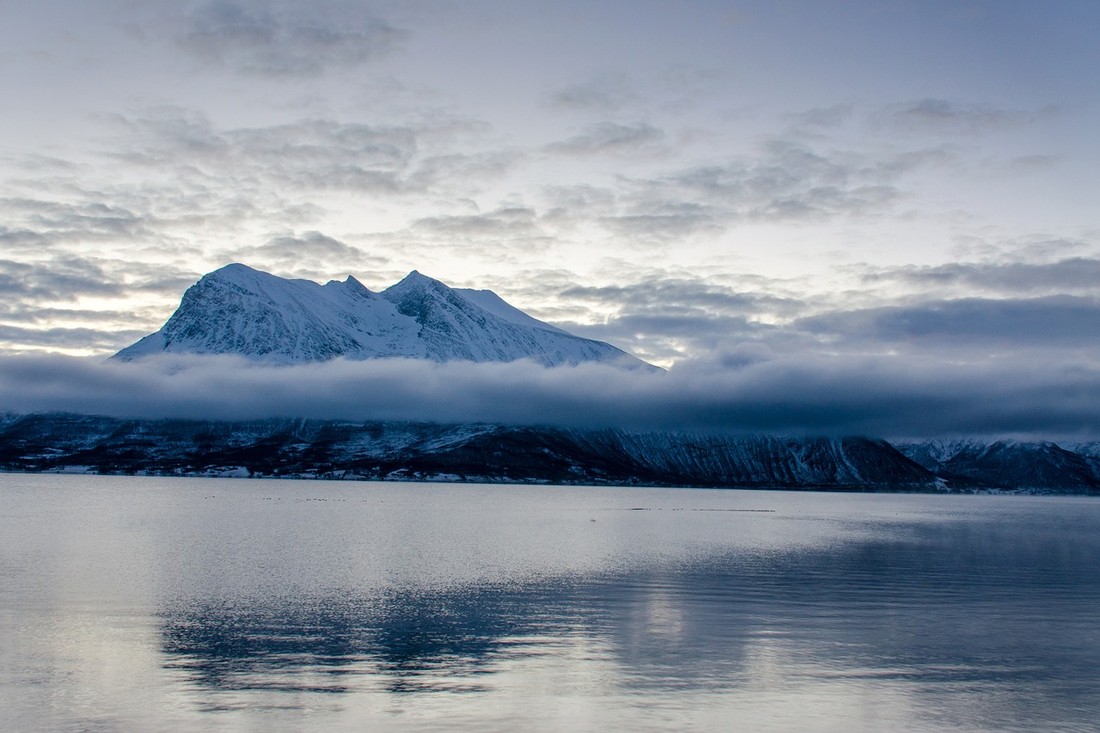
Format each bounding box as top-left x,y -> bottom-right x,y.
2,475 -> 1098,732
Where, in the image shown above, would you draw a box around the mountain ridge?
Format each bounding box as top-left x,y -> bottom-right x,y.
3,413 -> 1099,493
115,263 -> 655,370
0,413 -> 937,490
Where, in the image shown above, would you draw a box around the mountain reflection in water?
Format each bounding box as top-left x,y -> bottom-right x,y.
162,584 -> 566,695
158,511 -> 1100,731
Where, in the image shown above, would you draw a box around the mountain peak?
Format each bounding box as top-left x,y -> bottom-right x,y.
327,274 -> 372,298
207,262 -> 262,282
115,263 -> 657,370
216,261 -> 291,278
388,269 -> 445,292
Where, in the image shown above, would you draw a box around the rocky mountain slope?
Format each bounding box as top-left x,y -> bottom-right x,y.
896,439 -> 1100,493
1,413 -> 937,491
5,413 -> 1098,492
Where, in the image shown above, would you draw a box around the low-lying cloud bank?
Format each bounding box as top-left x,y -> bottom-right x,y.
2,353 -> 1098,441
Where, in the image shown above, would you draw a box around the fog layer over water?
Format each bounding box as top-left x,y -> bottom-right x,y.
1,474 -> 1099,731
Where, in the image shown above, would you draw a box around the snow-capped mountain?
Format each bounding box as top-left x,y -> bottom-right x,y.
115,264 -> 654,369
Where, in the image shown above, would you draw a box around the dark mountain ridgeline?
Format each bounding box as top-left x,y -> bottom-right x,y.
896,439 -> 1100,493
3,413 -> 1098,493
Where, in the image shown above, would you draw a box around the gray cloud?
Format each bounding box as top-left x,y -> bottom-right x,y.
253,231 -> 363,260
219,231 -> 389,280
502,271 -> 810,365
549,74 -> 639,112
0,305 -> 168,327
179,0 -> 406,76
0,257 -> 191,304
785,104 -> 854,130
0,326 -> 148,353
1005,154 -> 1059,173
112,111 -> 414,191
0,254 -> 199,352
598,202 -> 723,243
877,99 -> 1055,135
1,353 -> 1098,440
106,109 -> 505,197
796,296 -> 1100,349
406,150 -> 523,192
959,235 -> 1094,264
617,138 -> 950,228
560,281 -> 1100,366
412,207 -> 542,239
545,122 -> 664,156
0,258 -> 119,302
0,226 -> 53,251
861,258 -> 1100,297
567,313 -> 776,366
562,278 -> 800,318
0,176 -> 290,273
0,198 -> 151,246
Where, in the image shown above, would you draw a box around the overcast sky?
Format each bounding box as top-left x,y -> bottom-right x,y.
1,1 -> 1098,438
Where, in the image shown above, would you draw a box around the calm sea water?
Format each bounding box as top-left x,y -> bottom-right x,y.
1,474 -> 1098,732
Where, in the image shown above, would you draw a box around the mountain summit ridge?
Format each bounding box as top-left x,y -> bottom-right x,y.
115,264 -> 655,369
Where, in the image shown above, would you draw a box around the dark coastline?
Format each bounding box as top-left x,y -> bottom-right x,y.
3,413 -> 1098,495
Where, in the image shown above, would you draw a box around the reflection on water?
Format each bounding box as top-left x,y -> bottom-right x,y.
2,474 -> 1100,731
162,584 -> 569,695
159,514 -> 1100,730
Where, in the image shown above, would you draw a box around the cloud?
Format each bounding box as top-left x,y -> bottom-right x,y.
796,296 -> 1100,350
110,111 -> 415,191
412,207 -> 542,238
561,278 -> 799,316
105,108 -> 506,197
0,325 -> 148,353
861,258 -> 1100,297
179,0 -> 406,76
251,231 -> 363,260
785,104 -> 854,130
0,257 -> 191,304
406,150 -> 522,192
0,305 -> 166,327
598,202 -> 723,243
545,122 -> 664,156
556,277 -> 1100,366
616,138 -> 951,228
0,226 -> 52,251
1,353 -> 1098,440
0,254 -> 199,352
1005,154 -> 1059,173
877,99 -> 1055,135
555,277 -> 805,364
0,259 -> 114,302
567,313 -> 775,366
219,231 -> 389,280
949,234 -> 1090,263
0,198 -> 151,246
549,74 -> 639,112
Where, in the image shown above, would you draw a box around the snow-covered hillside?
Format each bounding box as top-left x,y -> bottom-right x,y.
115,264 -> 655,369
897,439 -> 1100,491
